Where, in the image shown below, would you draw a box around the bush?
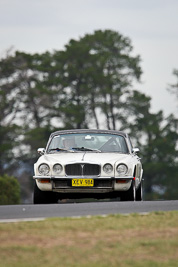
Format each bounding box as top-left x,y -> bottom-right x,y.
0,174 -> 20,205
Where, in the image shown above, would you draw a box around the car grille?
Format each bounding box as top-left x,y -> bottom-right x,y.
54,180 -> 70,188
65,163 -> 100,176
94,179 -> 112,187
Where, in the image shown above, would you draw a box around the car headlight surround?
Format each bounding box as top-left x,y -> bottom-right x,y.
103,163 -> 113,174
38,163 -> 50,175
53,163 -> 63,174
116,164 -> 128,175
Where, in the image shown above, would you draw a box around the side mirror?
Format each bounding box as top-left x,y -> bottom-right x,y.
37,148 -> 45,155
132,148 -> 139,154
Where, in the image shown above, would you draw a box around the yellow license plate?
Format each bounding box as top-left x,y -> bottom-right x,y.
72,179 -> 94,187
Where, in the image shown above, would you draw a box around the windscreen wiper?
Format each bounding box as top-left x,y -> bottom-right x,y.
48,148 -> 74,153
72,147 -> 101,152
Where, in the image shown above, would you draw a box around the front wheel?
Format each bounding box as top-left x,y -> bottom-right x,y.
136,181 -> 143,201
33,182 -> 58,204
120,180 -> 136,201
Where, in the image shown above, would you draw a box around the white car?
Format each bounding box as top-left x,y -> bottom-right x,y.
33,129 -> 143,204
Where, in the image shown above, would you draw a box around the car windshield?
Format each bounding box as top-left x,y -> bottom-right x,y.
47,133 -> 129,154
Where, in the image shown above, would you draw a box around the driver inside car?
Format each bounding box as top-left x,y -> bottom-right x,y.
62,138 -> 76,150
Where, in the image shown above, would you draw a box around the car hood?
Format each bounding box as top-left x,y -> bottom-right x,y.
38,152 -> 131,165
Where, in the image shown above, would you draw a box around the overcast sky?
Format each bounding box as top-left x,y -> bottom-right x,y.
0,0 -> 178,116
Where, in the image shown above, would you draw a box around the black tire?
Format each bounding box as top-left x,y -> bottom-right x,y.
121,180 -> 136,201
136,181 -> 143,201
33,182 -> 58,204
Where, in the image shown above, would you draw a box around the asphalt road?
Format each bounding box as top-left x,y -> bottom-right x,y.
0,200 -> 178,222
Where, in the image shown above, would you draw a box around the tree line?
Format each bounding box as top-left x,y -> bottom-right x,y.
0,29 -> 178,203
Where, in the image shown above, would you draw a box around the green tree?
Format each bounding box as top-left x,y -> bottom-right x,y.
127,91 -> 178,199
0,51 -> 21,174
50,30 -> 142,129
0,174 -> 20,205
168,69 -> 178,102
0,51 -> 57,168
81,30 -> 142,130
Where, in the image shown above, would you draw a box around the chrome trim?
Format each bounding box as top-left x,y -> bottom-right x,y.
33,176 -> 134,180
53,188 -> 113,193
33,176 -> 112,179
115,176 -> 133,180
33,176 -> 51,179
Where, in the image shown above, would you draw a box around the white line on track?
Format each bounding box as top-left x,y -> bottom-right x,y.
0,218 -> 46,223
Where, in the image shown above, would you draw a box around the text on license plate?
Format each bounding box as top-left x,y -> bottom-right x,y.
72,179 -> 94,187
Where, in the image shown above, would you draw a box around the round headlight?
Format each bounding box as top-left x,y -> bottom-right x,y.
103,163 -> 113,174
53,164 -> 63,174
38,163 -> 50,175
116,164 -> 128,175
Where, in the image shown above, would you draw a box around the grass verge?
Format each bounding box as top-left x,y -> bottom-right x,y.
0,211 -> 178,267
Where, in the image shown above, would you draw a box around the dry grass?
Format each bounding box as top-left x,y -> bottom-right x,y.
0,211 -> 178,267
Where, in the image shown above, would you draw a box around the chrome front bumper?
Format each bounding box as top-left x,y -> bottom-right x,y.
33,176 -> 134,193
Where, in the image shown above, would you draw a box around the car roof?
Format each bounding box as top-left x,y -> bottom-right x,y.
50,129 -> 128,138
